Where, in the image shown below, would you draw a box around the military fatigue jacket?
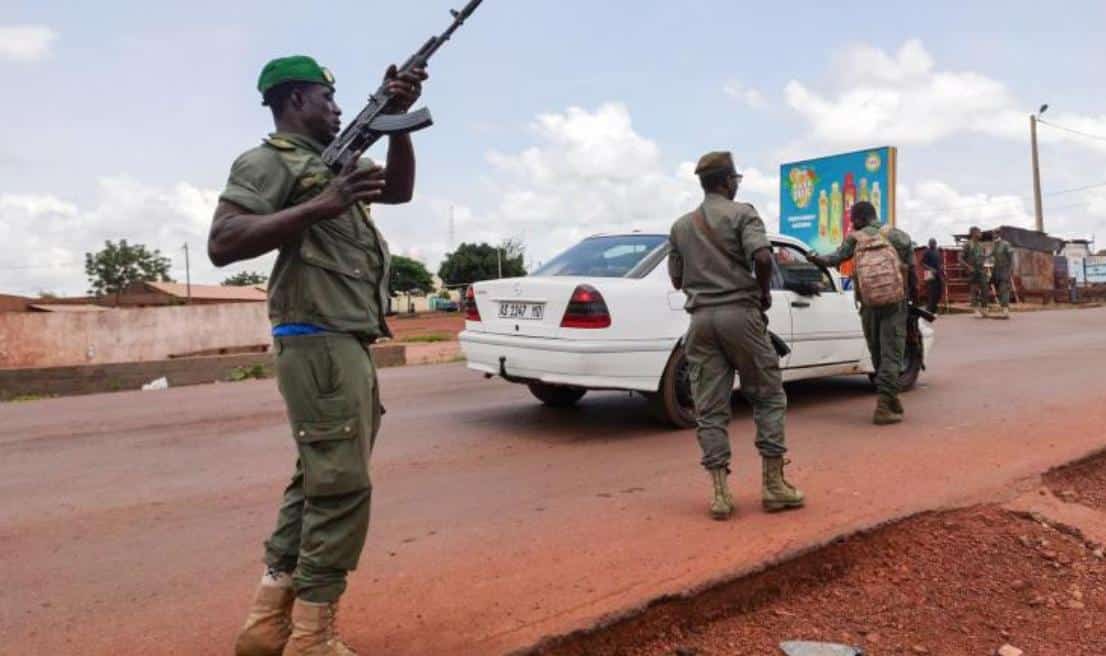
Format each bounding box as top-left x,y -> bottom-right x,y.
992,238 -> 1014,279
962,240 -> 986,276
668,193 -> 771,311
219,132 -> 392,339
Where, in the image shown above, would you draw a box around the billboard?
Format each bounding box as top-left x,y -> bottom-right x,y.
779,147 -> 897,254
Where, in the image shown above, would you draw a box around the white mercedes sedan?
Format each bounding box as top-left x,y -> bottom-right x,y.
459,232 -> 934,428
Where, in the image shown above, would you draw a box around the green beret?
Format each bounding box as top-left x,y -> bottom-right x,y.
695,151 -> 737,176
257,55 -> 335,102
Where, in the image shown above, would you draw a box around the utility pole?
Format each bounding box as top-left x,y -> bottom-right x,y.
182,242 -> 192,304
497,247 -> 503,278
1030,104 -> 1048,233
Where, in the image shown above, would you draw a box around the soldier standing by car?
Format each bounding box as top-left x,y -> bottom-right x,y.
208,55 -> 426,656
990,232 -> 1015,319
961,226 -> 988,318
668,151 -> 804,521
812,201 -> 917,425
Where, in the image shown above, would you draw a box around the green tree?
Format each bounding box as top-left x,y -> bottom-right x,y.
438,241 -> 526,287
389,255 -> 435,296
84,239 -> 173,301
222,271 -> 268,287
390,255 -> 435,313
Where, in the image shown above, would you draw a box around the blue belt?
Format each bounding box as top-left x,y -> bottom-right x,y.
272,323 -> 328,337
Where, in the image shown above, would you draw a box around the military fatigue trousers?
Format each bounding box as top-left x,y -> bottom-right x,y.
993,272 -> 1012,307
685,304 -> 788,471
263,333 -> 381,603
968,274 -> 988,308
861,302 -> 907,399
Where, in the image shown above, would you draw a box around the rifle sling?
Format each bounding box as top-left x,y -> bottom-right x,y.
691,205 -> 748,270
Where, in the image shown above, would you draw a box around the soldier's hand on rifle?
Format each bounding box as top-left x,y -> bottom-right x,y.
382,64 -> 428,114
312,163 -> 387,218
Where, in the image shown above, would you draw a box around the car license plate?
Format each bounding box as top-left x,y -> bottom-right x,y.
498,302 -> 545,321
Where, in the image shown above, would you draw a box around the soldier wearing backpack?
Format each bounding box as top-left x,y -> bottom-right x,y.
811,201 -> 918,425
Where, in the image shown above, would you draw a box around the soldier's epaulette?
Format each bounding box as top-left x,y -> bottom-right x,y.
263,136 -> 296,151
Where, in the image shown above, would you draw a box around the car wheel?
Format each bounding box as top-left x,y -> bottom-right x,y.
528,382 -> 586,408
648,344 -> 697,429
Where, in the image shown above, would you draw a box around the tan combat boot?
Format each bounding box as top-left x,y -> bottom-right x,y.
283,599 -> 357,656
873,396 -> 903,425
234,581 -> 295,656
762,457 -> 805,512
974,306 -> 987,318
708,467 -> 735,520
888,395 -> 904,415
999,306 -> 1010,320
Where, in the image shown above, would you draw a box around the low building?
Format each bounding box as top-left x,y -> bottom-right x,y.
944,226 -> 1065,304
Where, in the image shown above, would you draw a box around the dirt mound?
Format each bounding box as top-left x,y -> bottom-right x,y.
533,452 -> 1106,656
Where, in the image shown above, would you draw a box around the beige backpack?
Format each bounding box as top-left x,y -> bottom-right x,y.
853,226 -> 906,306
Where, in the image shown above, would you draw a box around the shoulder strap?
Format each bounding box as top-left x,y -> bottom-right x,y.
691,205 -> 743,267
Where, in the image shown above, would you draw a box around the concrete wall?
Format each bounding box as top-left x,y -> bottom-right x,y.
0,302 -> 271,369
0,344 -> 407,400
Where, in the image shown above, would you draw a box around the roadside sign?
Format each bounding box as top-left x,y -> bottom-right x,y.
779,146 -> 898,254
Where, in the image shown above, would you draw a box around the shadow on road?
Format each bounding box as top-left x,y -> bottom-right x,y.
452,375 -> 878,446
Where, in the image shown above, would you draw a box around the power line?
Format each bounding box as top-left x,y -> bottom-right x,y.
1038,119 -> 1106,143
1045,180 -> 1106,197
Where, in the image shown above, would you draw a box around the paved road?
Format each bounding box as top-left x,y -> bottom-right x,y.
2,309 -> 1105,655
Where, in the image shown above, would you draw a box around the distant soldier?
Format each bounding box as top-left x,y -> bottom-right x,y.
668,151 -> 804,520
961,226 -> 988,318
921,238 -> 944,315
812,201 -> 917,425
209,56 -> 426,656
990,233 -> 1014,319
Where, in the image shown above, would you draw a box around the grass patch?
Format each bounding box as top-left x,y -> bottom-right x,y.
4,393 -> 55,403
228,363 -> 271,382
400,332 -> 454,344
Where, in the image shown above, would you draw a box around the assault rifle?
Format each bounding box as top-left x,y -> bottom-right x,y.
320,0 -> 484,173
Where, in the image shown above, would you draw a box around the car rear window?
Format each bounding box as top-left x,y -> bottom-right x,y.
533,235 -> 667,278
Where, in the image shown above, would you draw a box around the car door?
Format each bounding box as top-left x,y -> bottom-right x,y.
772,242 -> 864,369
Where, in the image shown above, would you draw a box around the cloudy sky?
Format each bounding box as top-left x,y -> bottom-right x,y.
2,1 -> 1105,296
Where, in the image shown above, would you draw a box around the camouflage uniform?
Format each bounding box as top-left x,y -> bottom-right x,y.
991,237 -> 1014,308
962,239 -> 988,309
822,224 -> 914,403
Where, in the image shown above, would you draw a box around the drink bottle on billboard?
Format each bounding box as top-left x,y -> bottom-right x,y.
843,173 -> 857,238
818,189 -> 829,238
871,182 -> 882,221
830,182 -> 843,243
859,177 -> 869,203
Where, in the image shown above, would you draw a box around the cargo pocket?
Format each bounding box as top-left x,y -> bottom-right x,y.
292,417 -> 370,497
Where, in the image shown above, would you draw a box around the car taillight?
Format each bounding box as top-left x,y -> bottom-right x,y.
560,284 -> 611,329
464,286 -> 481,321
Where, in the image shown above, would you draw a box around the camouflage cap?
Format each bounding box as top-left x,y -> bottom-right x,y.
694,151 -> 738,176
257,55 -> 335,102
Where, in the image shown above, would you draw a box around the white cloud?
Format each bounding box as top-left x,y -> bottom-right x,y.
894,178 -> 1106,244
473,102 -> 784,268
723,81 -> 767,109
0,25 -> 58,62
385,103 -> 786,272
784,39 -> 1106,153
0,178 -> 264,296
